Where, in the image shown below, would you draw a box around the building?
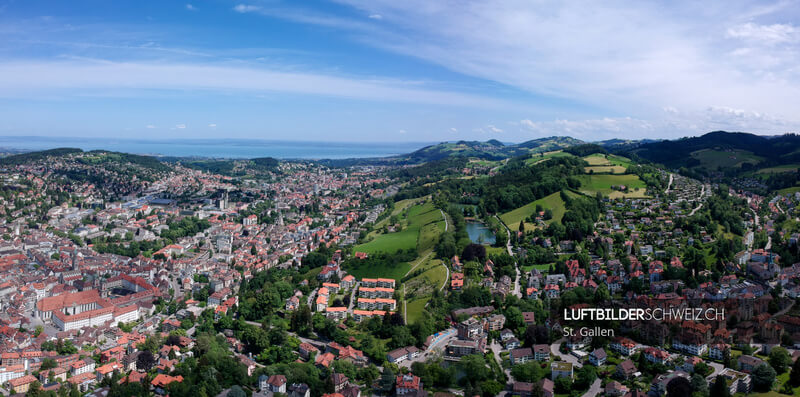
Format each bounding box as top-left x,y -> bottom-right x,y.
510,348 -> 533,365
589,348 -> 607,366
533,344 -> 550,361
7,374 -> 37,394
35,289 -> 140,331
396,373 -> 422,395
551,362 -> 573,380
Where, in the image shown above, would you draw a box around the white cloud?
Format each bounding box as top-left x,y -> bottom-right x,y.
449,127 -> 457,133
185,4 -> 197,11
0,60 -> 509,108
145,124 -> 156,129
726,22 -> 799,45
176,124 -> 186,129
233,4 -> 261,13
324,0 -> 800,131
369,14 -> 383,20
486,124 -> 502,133
208,123 -> 217,128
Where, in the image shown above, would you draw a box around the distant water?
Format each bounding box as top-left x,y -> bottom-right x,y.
466,221 -> 496,245
0,136 -> 434,159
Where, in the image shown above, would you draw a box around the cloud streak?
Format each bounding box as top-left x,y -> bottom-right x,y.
0,60 -> 512,109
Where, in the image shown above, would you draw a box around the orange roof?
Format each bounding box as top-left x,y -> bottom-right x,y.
151,374 -> 184,388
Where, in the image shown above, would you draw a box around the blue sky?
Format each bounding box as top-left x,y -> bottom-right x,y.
1,0 -> 799,142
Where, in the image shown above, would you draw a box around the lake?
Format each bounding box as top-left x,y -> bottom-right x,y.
466,221 -> 496,245
0,136 -> 435,159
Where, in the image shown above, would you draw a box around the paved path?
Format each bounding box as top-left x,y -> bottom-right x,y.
494,216 -> 521,297
582,379 -> 602,397
440,209 -> 449,232
665,173 -> 674,194
439,261 -> 450,291
405,251 -> 434,277
550,338 -> 583,368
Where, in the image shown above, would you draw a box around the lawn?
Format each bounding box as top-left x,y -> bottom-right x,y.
525,150 -> 575,165
778,186 -> 800,195
406,298 -> 429,324
690,149 -> 763,169
575,174 -> 648,199
499,191 -> 568,232
346,260 -> 412,283
521,263 -> 553,272
356,201 -> 445,255
756,164 -> 800,174
584,165 -> 627,174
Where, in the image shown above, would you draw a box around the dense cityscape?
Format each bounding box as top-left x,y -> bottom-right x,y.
0,136 -> 798,397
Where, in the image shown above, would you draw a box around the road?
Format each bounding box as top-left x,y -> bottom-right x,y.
665,173 -> 674,194
439,261 -> 450,292
494,215 -> 521,297
347,282 -> 359,311
405,251 -> 434,277
440,209 -> 449,232
550,338 -> 583,368
244,320 -> 325,349
582,379 -> 602,397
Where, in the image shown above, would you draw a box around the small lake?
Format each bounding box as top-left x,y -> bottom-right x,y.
466,221 -> 496,245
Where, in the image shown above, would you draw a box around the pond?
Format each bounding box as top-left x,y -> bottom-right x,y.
466,221 -> 496,245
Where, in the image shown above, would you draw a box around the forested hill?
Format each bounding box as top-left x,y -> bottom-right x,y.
621,131 -> 800,167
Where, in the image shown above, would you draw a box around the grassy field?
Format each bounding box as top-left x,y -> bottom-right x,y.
521,263 -> 553,272
584,165 -> 626,174
368,197 -> 423,237
356,201 -> 445,254
756,164 -> 800,174
690,149 -> 763,169
575,174 -> 648,198
346,260 -> 412,282
583,153 -> 632,167
499,191 -> 568,232
406,298 -> 429,324
778,186 -> 800,195
525,150 -> 575,165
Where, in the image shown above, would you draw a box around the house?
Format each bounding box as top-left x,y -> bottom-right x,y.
642,347 -> 670,365
71,358 -> 95,376
7,374 -> 38,394
533,344 -> 550,361
510,348 -> 533,365
709,343 -> 730,361
539,379 -> 554,397
551,362 -> 573,380
512,382 -> 533,397
716,368 -> 752,395
522,312 -> 536,325
288,383 -> 311,397
261,374 -> 287,394
299,342 -> 320,360
588,348 -> 607,366
605,381 -> 628,397
615,359 -> 637,380
504,337 -> 521,350
679,356 -> 704,373
738,355 -> 764,373
396,373 -> 422,395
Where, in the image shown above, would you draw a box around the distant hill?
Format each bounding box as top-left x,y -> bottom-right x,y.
620,131 -> 800,169
384,136 -> 586,164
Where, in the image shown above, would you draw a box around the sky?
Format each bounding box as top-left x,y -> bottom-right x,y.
1,0 -> 799,142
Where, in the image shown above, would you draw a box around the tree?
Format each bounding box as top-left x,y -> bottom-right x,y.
666,377 -> 692,397
136,350 -> 156,372
769,346 -> 792,374
710,375 -> 730,397
690,373 -> 708,396
481,380 -> 503,397
790,355 -> 800,387
752,363 -> 776,392
227,386 -> 246,397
